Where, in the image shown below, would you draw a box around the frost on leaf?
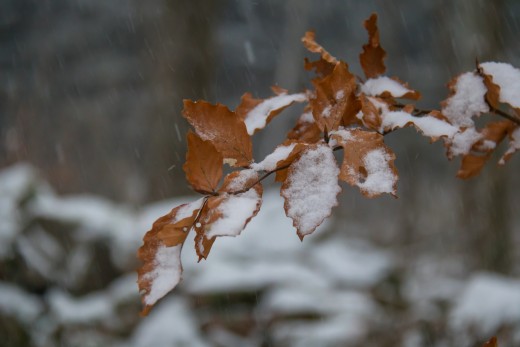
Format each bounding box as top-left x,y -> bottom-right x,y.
330,128 -> 398,198
183,132 -> 223,193
182,100 -> 252,167
280,144 -> 341,240
359,13 -> 386,79
236,90 -> 307,135
441,72 -> 489,127
361,76 -> 420,100
194,170 -> 263,260
479,62 -> 520,111
310,61 -> 360,131
456,120 -> 513,179
137,200 -> 202,315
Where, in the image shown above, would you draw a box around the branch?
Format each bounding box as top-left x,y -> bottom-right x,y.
489,105 -> 520,126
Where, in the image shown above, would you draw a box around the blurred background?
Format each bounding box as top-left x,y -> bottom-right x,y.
1,0 -> 520,346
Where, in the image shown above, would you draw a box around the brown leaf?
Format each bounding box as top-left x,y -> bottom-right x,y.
286,111 -> 323,144
359,94 -> 382,131
137,200 -> 202,315
304,57 -> 336,78
301,31 -> 338,65
194,170 -> 263,261
359,13 -> 386,79
330,128 -> 398,198
280,143 -> 341,240
454,120 -> 514,176
182,100 -> 253,167
235,90 -> 307,135
310,62 -> 358,132
184,132 -> 223,193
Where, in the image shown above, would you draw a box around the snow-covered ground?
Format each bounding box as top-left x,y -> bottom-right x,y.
0,163 -> 519,347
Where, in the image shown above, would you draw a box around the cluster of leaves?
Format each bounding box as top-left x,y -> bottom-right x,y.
137,14 -> 520,315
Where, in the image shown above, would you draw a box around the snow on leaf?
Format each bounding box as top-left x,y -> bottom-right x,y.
183,132 -> 223,193
499,126 -> 520,164
236,91 -> 307,135
381,111 -> 458,140
251,143 -> 297,172
310,61 -> 359,132
301,31 -> 338,65
360,96 -> 458,140
446,128 -> 483,159
359,13 -> 386,79
479,62 -> 520,111
138,200 -> 202,315
182,100 -> 252,167
330,128 -> 398,198
194,170 -> 263,260
456,121 -> 512,179
361,76 -> 420,100
441,72 -> 489,127
280,144 -> 341,240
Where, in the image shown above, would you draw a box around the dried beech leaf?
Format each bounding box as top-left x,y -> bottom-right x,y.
287,111 -> 323,144
280,143 -> 341,240
457,154 -> 489,179
301,31 -> 338,64
182,100 -> 252,167
359,94 -> 382,131
304,57 -> 336,78
137,199 -> 203,315
330,128 -> 398,198
479,62 -> 520,113
457,120 -> 513,179
195,170 -> 263,261
184,132 -> 223,193
236,91 -> 307,135
360,13 -> 386,79
310,61 -> 359,132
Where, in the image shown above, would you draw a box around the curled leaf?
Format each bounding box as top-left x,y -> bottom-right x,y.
301,31 -> 338,65
310,61 -> 359,132
479,62 -> 520,112
360,13 -> 386,79
137,199 -> 203,315
236,91 -> 307,135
